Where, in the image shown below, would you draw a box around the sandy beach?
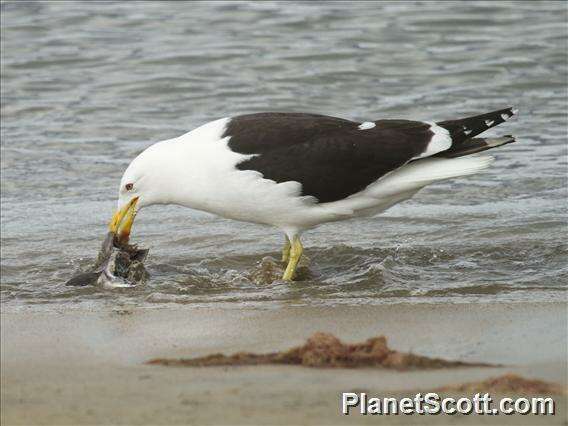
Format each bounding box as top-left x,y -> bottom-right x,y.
2,302 -> 566,425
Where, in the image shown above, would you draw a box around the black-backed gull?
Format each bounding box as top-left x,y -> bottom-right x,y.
109,107 -> 517,280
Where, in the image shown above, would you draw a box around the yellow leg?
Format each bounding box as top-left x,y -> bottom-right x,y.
282,236 -> 303,281
281,237 -> 291,263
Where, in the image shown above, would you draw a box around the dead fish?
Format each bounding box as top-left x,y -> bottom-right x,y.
66,232 -> 149,288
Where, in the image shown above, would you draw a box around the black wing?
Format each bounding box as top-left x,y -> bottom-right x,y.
224,113 -> 434,203
225,112 -> 356,154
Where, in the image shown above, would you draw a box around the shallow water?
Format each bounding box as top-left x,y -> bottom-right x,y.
1,1 -> 567,311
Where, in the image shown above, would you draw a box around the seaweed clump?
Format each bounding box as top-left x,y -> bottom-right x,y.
437,374 -> 565,395
148,332 -> 491,370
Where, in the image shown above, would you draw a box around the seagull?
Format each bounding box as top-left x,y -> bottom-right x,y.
109,107 -> 517,281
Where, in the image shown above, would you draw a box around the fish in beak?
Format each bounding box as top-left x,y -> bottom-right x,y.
65,196 -> 149,289
109,197 -> 139,244
65,231 -> 149,288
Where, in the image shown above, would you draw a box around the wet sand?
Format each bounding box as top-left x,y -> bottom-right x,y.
2,302 -> 566,425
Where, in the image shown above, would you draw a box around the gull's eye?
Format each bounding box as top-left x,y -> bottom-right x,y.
125,183 -> 134,191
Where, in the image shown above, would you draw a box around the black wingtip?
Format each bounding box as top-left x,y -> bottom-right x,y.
437,107 -> 518,143
433,134 -> 516,159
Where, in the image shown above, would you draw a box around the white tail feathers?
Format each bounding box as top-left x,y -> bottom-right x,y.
395,155 -> 494,184
363,155 -> 494,198
323,155 -> 495,217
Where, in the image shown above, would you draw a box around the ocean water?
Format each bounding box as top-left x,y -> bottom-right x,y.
1,1 -> 566,311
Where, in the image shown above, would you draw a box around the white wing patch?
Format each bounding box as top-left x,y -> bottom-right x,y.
412,122 -> 452,160
358,121 -> 376,130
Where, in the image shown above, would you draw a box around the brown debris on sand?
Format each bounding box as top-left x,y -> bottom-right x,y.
437,374 -> 566,395
147,332 -> 493,370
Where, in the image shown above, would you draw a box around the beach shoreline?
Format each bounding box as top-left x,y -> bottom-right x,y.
2,302 -> 566,425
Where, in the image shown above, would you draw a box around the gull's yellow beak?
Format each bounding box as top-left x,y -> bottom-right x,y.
109,197 -> 139,244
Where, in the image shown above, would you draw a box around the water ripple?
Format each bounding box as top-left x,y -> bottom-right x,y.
1,1 -> 567,310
